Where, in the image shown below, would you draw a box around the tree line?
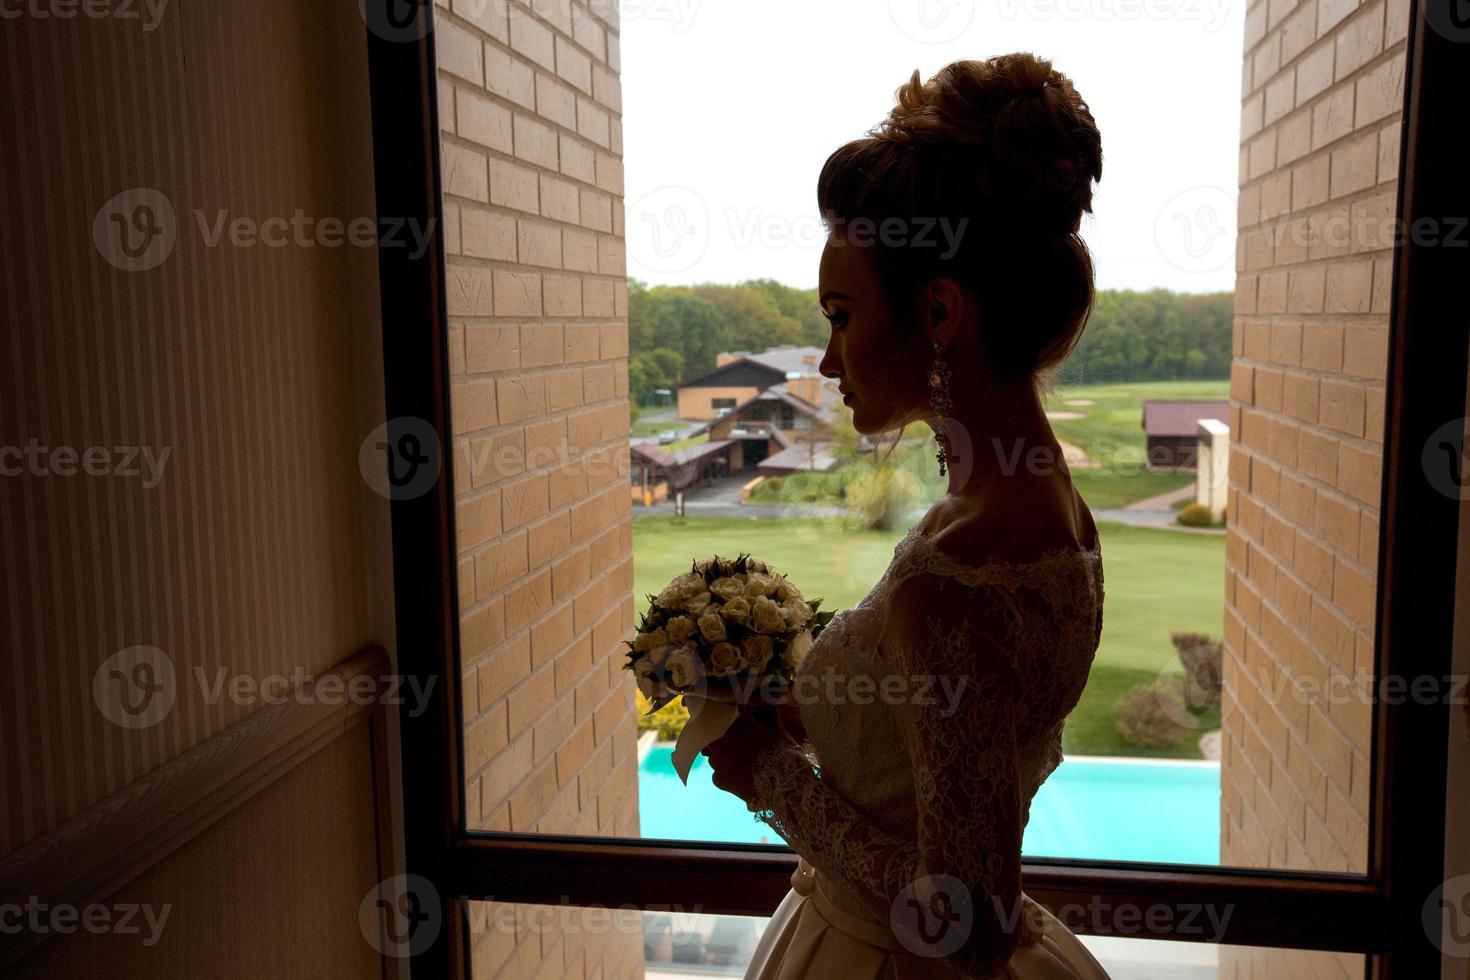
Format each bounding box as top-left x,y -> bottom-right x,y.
627,278 -> 1232,403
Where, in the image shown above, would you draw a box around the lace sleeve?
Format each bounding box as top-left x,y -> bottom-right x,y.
747,573 -> 1030,976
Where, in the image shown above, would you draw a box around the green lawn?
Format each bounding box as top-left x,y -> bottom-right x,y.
632,515 -> 1224,758
1044,379 -> 1229,510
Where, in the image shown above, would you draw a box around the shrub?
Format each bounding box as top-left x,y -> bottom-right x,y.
1176,503 -> 1215,527
844,466 -> 922,531
635,690 -> 690,740
1115,680 -> 1188,748
1171,631 -> 1223,713
763,475 -> 784,495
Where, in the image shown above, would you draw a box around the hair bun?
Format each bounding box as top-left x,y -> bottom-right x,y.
875,54 -> 1103,235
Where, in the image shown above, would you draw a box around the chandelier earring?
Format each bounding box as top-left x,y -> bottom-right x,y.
927,340 -> 956,476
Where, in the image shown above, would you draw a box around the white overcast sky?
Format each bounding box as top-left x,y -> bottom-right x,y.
620,0 -> 1244,294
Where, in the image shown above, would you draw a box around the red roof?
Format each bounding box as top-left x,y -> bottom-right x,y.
1141,400 -> 1229,437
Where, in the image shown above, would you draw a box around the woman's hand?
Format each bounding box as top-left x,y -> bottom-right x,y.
702,709 -> 785,808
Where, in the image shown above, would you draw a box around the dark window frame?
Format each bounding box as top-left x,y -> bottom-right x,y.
365,1 -> 1468,976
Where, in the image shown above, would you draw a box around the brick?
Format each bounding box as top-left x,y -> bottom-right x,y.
513,112 -> 559,170
535,73 -> 577,129
580,188 -> 613,231
508,6 -> 556,71
489,157 -> 540,213
571,5 -> 606,60
457,489 -> 502,551
437,18 -> 484,84
1311,86 -> 1354,149
577,95 -> 611,148
592,64 -> 621,113
1319,379 -> 1366,436
1342,325 -> 1387,379
1317,0 -> 1360,38
497,372 -> 548,425
442,142 -> 489,202
516,219 -> 562,268
446,262 -> 495,316
1325,260 -> 1373,313
493,269 -> 543,315
1282,2 -> 1319,61
465,322 -> 519,373
483,43 -> 536,109
1329,132 -> 1377,199
452,379 -> 498,432
461,207 -> 517,261
457,88 -> 513,152
544,274 -> 583,316
1301,322 -> 1344,371
540,175 -> 580,223
1295,42 -> 1335,105
1334,1 -> 1384,78
555,36 -> 593,92
451,0 -> 508,41
1355,53 -> 1404,127
559,133 -> 596,183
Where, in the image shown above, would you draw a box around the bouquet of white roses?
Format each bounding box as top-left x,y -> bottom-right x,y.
622,552 -> 835,783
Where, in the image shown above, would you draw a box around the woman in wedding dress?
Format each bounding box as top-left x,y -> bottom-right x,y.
701,53 -> 1112,979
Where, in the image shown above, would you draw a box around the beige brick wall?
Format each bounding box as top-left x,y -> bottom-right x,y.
1222,0 -> 1408,972
434,0 -> 642,975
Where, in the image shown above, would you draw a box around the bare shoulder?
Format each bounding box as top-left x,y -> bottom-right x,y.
925,480 -> 1098,567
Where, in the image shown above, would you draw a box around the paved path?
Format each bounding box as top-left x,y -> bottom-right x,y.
1124,484 -> 1196,511
635,473 -> 1225,535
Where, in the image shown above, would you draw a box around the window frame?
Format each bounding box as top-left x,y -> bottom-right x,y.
364,1 -> 1469,976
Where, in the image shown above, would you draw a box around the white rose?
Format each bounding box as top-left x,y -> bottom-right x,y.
697,610 -> 728,643
751,595 -> 786,633
743,572 -> 778,599
775,577 -> 801,601
684,593 -> 712,617
674,572 -> 706,598
719,595 -> 752,623
741,634 -> 774,672
633,657 -> 662,699
665,616 -> 695,645
781,598 -> 813,629
782,629 -> 813,668
710,575 -> 745,601
633,627 -> 669,654
709,642 -> 746,676
666,645 -> 700,689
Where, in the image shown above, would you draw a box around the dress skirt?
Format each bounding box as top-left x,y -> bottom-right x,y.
744,858 -> 1112,980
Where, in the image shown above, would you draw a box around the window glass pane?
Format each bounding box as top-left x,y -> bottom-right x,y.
446,5 -> 1411,963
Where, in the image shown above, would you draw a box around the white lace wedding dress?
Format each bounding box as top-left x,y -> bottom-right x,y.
742,521 -> 1110,979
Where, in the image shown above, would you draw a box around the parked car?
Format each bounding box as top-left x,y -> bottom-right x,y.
658,430 -> 677,444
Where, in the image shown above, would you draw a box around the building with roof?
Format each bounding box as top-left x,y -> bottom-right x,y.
630,345 -> 848,495
1141,399 -> 1230,470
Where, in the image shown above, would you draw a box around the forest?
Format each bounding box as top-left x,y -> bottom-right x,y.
627,278 -> 1233,402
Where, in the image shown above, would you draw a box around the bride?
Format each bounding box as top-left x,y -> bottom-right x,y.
701,54 -> 1112,978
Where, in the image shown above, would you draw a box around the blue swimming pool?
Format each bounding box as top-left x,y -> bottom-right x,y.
638,743 -> 1220,866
